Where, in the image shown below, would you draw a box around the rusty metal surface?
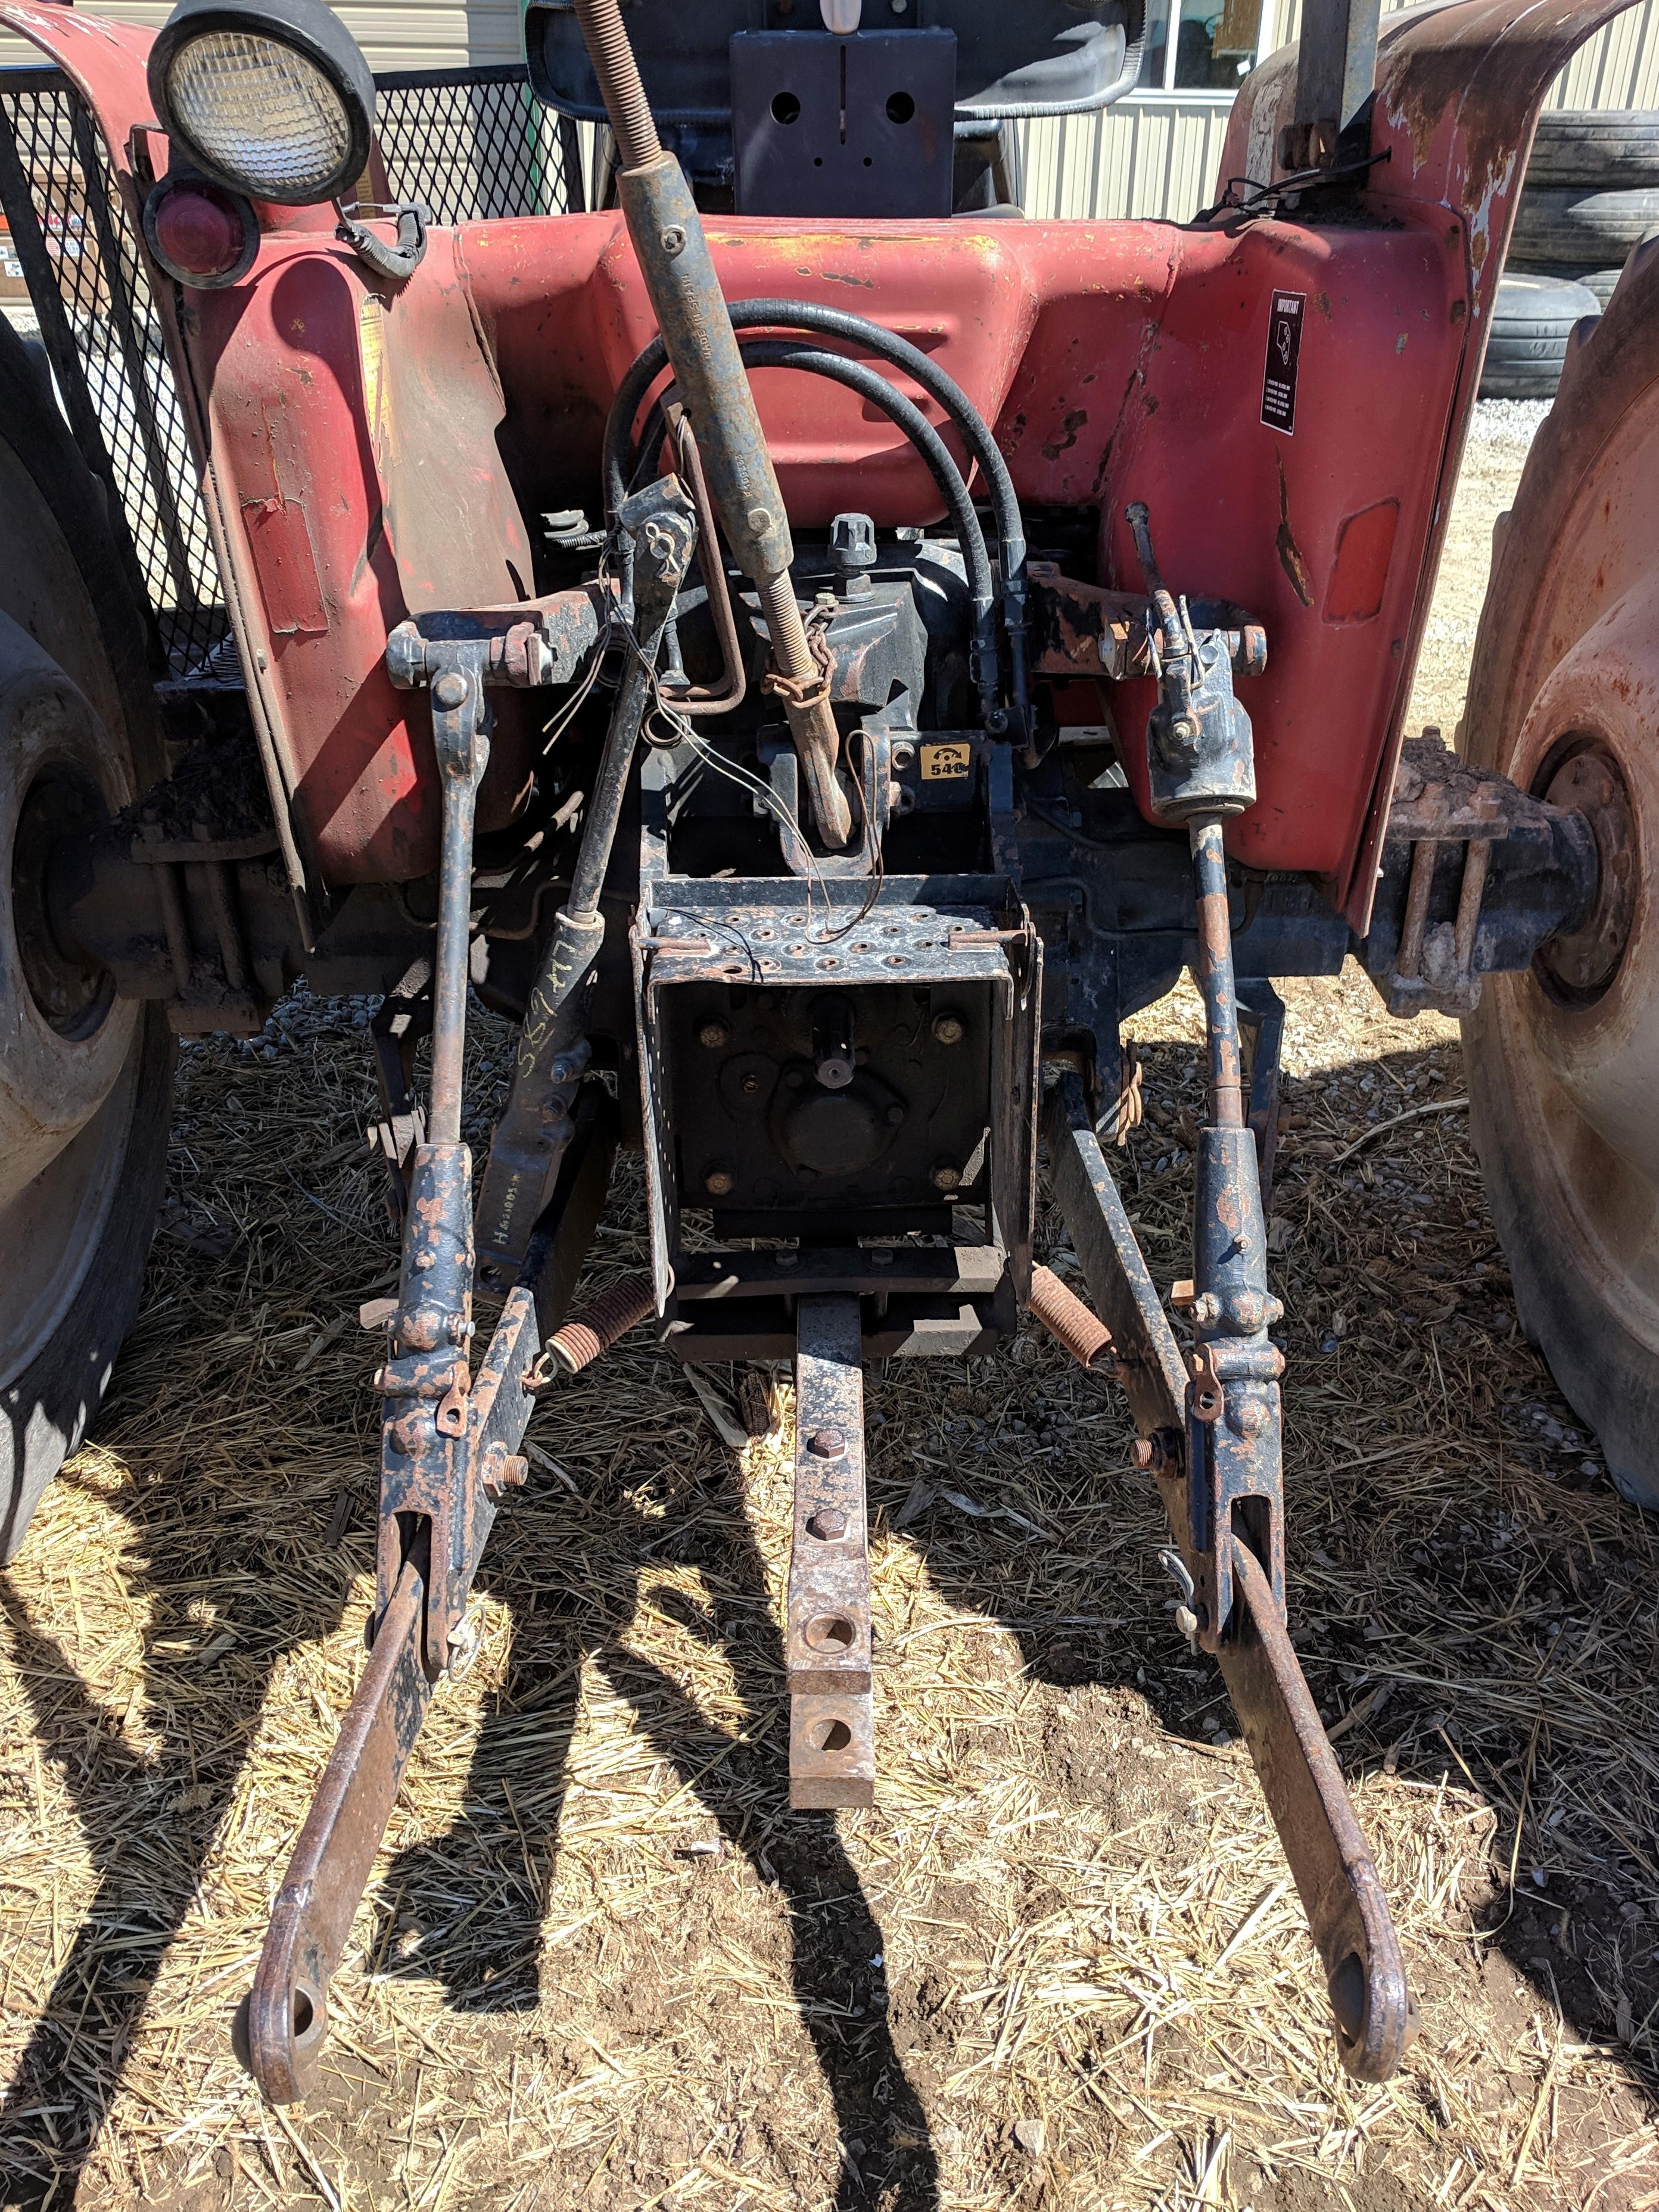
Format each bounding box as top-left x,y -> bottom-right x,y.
789,1691 -> 876,1811
247,1556 -> 429,2104
1048,1061 -> 1411,2080
1027,563 -> 1268,686
659,406 -> 746,717
1028,1264 -> 1116,1373
788,1296 -> 874,1809
1367,736 -> 1601,1017
1220,1538 -> 1416,2082
536,1270 -> 655,1378
247,1094 -> 619,2104
1045,1076 -> 1190,1438
475,481 -> 696,1275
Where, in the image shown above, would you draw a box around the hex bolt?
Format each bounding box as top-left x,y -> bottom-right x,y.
704,1167 -> 734,1196
931,1012 -> 964,1045
807,1427 -> 845,1458
807,1508 -> 849,1540
481,1444 -> 528,1503
432,670 -> 468,711
1191,1292 -> 1222,1329
698,1019 -> 729,1049
930,1161 -> 963,1191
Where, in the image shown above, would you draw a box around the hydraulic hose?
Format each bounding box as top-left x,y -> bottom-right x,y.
602,299 -> 1031,734
633,339 -> 997,714
571,0 -> 852,846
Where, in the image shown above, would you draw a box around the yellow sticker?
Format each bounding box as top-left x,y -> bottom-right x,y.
358,291 -> 387,447
920,741 -> 972,781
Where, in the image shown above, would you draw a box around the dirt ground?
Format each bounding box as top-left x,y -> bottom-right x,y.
6,400 -> 1659,2212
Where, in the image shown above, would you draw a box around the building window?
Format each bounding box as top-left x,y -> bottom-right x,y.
1137,0 -> 1265,95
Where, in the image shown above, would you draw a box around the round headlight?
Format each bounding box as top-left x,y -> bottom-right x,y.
148,0 -> 375,208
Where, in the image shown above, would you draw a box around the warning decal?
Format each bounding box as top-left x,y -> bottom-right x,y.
1260,291 -> 1305,435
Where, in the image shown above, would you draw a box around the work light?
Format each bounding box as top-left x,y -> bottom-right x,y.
148,0 -> 375,207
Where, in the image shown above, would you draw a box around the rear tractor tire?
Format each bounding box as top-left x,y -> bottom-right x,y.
1462,238 -> 1659,1505
0,318 -> 172,1560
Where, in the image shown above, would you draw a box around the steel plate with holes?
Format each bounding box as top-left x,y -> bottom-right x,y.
730,30 -> 955,219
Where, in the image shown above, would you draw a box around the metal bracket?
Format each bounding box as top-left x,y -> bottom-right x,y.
787,1296 -> 875,1809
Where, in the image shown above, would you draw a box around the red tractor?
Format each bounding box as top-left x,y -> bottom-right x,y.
0,0 -> 1648,2102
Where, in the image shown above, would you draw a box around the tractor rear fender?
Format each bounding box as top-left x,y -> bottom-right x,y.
0,0 -> 1632,906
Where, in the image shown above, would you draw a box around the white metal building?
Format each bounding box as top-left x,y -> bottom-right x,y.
6,0 -> 1659,217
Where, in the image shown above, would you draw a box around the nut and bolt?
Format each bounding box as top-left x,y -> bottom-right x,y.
481,1442 -> 528,1502
807,1507 -> 849,1540
806,1427 -> 846,1459
1191,1292 -> 1222,1330
747,505 -> 774,535
659,224 -> 687,257
930,1012 -> 964,1045
930,1161 -> 963,1191
704,1168 -> 734,1197
432,669 -> 469,711
698,1019 -> 730,1049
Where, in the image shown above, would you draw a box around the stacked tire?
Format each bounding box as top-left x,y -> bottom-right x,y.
1484,109 -> 1659,399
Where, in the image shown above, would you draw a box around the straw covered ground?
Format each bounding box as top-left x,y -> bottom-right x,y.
4,404 -> 1659,2210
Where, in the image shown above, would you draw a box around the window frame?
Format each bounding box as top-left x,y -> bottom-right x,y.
1123,0 -> 1277,103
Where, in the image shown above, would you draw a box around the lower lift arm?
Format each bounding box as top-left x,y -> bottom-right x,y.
245,479 -> 693,2102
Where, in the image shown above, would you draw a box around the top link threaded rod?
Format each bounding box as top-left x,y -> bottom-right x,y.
1190,817 -> 1246,1130
574,0 -> 660,170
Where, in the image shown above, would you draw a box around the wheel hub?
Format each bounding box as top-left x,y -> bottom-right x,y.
11,765 -> 114,1038
1535,737 -> 1638,1004
0,622 -> 141,1388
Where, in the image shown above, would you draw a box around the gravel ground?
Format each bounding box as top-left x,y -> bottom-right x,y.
8,400 -> 1659,2212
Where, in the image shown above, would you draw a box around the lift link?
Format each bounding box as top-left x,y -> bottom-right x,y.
1033,504 -> 1415,2080
247,608 -> 631,2105
474,478 -> 696,1276
1185,815 -> 1287,1654
375,647 -> 491,1680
